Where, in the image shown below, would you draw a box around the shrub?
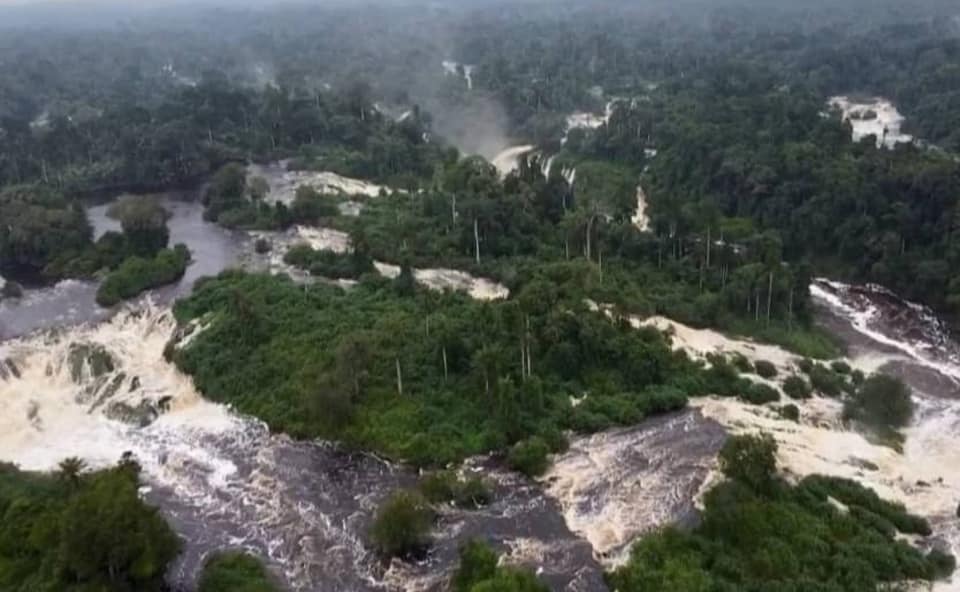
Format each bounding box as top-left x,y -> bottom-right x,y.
719,433 -> 778,494
199,552 -> 279,592
369,490 -> 434,558
96,245 -> 190,307
753,360 -> 778,379
507,437 -> 551,478
456,477 -> 493,508
418,471 -> 492,509
797,358 -> 814,374
451,540 -> 549,592
731,353 -> 752,373
741,382 -> 780,405
779,404 -> 800,422
831,360 -> 852,374
704,354 -> 742,397
254,238 -> 272,254
452,540 -> 499,592
808,364 -> 845,398
782,375 -> 813,400
844,374 -> 914,430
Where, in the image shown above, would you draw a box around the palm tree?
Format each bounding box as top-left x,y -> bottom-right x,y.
58,457 -> 86,489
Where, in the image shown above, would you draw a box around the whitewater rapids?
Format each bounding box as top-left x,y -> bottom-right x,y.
616,281 -> 960,590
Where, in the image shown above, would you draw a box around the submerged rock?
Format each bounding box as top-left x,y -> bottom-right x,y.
67,343 -> 115,382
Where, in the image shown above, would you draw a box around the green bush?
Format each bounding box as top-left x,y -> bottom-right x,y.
808,364 -> 846,397
451,540 -> 499,592
507,437 -> 551,478
198,552 -> 279,592
731,353 -> 753,373
451,540 -> 549,592
254,238 -> 272,254
611,444 -> 952,592
719,433 -> 778,494
782,375 -> 813,400
96,245 -> 190,307
831,360 -> 852,375
283,244 -> 374,280
753,360 -> 778,378
779,404 -> 800,422
741,382 -> 780,405
418,471 -> 492,509
844,374 -> 914,431
369,490 -> 434,558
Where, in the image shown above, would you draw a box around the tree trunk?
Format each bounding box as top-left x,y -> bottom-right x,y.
395,358 -> 403,396
706,227 -> 712,268
598,246 -> 603,283
474,218 -> 481,264
766,271 -> 774,326
787,288 -> 794,333
585,215 -> 596,261
442,347 -> 449,381
451,195 -> 457,226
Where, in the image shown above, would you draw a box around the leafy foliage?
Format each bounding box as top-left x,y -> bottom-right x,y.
452,540 -> 549,592
369,490 -> 434,559
198,552 -> 279,592
171,271 -> 707,467
96,244 -> 190,306
0,461 -> 180,592
610,434 -> 953,591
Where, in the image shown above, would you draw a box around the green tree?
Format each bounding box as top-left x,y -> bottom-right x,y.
718,433 -> 778,494
198,552 -> 279,592
369,490 -> 434,558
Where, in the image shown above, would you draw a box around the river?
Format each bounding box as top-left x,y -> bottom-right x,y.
1,186 -> 957,590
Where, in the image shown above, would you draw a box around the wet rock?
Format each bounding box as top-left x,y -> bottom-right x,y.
848,457 -> 880,472
0,358 -> 20,381
67,343 -> 115,382
105,400 -> 159,427
0,280 -> 23,300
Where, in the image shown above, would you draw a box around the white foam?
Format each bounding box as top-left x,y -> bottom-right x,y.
247,229 -> 509,300
247,161 -> 391,206
828,96 -> 913,149
0,303 -> 241,473
632,184 -> 650,232
492,145 -> 536,177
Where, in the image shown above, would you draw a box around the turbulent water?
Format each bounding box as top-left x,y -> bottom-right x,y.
3,176 -> 959,590
0,191 -> 239,341
828,96 -> 913,148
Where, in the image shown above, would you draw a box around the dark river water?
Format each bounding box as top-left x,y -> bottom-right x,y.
1,190 -> 957,591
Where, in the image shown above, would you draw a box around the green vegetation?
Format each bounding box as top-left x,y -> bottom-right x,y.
845,374 -> 914,429
506,437 -> 551,478
778,404 -> 800,422
284,243 -> 374,281
0,185 -> 91,280
753,360 -> 778,379
782,375 -> 813,400
198,552 -> 279,592
451,540 -> 549,592
741,382 -> 780,405
0,461 -> 180,592
107,196 -> 171,257
96,244 -> 190,306
171,271 -> 705,467
609,434 -> 954,592
369,490 -> 434,559
418,471 -> 492,509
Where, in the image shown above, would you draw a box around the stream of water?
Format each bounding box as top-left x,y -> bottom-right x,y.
1,184 -> 958,590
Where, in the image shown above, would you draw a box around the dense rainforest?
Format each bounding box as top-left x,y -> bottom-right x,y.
1,0 -> 958,590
